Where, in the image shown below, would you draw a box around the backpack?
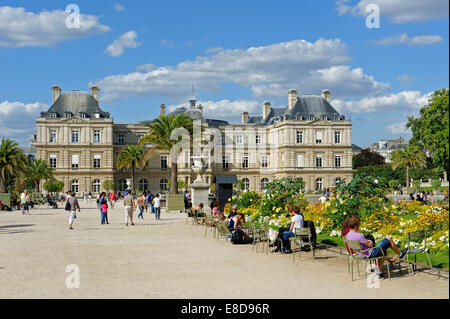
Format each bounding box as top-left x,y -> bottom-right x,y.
231,230 -> 247,245
65,199 -> 71,211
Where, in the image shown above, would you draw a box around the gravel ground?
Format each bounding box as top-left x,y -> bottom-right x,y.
0,201 -> 448,299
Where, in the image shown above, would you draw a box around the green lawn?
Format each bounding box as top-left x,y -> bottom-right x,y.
316,234 -> 449,269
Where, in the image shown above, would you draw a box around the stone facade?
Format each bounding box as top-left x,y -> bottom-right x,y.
32,87 -> 354,195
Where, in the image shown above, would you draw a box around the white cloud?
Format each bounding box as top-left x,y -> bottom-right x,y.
0,6 -> 110,48
0,101 -> 48,145
91,38 -> 389,102
136,64 -> 157,72
105,30 -> 141,57
331,90 -> 432,114
336,0 -> 449,23
112,4 -> 125,12
385,121 -> 410,135
397,74 -> 415,85
371,33 -> 443,46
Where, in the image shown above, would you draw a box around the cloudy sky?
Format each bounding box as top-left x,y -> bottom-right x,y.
0,0 -> 448,146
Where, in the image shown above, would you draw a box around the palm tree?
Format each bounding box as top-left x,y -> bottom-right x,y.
116,145 -> 145,193
0,138 -> 28,193
391,145 -> 427,188
26,159 -> 55,193
139,114 -> 193,194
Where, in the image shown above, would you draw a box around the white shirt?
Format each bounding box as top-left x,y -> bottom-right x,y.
153,197 -> 161,208
291,214 -> 304,232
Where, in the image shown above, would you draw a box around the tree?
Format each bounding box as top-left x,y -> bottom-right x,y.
103,180 -> 115,192
139,114 -> 193,194
388,179 -> 399,189
412,179 -> 421,191
116,145 -> 144,193
391,145 -> 427,188
26,159 -> 54,193
0,138 -> 28,193
43,180 -> 64,193
407,89 -> 449,177
352,149 -> 385,169
431,179 -> 442,191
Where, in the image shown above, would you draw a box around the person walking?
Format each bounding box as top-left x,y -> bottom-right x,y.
98,192 -> 109,224
137,193 -> 145,219
20,191 -> 27,215
100,197 -> 108,225
124,190 -> 136,226
152,194 -> 161,220
67,191 -> 80,230
24,192 -> 31,215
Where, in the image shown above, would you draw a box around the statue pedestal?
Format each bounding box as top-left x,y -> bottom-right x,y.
190,180 -> 210,208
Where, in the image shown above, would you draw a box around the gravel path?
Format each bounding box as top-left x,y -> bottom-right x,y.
0,202 -> 448,299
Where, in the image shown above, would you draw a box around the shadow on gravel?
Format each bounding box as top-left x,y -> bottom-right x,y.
0,224 -> 34,235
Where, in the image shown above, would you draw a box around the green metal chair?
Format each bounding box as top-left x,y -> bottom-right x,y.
216,221 -> 232,242
404,229 -> 432,275
204,214 -> 217,237
192,209 -> 205,225
289,228 -> 315,262
344,239 -> 391,281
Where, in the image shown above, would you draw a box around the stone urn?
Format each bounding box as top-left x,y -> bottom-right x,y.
191,155 -> 207,183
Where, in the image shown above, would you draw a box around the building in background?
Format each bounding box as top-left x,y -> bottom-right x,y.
31,86 -> 354,195
368,137 -> 408,163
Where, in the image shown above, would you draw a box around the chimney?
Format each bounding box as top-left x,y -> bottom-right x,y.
160,104 -> 166,117
321,89 -> 331,103
197,104 -> 203,114
52,85 -> 61,103
241,112 -> 249,124
90,86 -> 100,101
288,89 -> 298,109
263,101 -> 272,119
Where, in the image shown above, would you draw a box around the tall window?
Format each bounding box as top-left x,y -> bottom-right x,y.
160,179 -> 168,191
72,130 -> 79,143
335,177 -> 342,186
316,178 -> 323,191
236,135 -> 243,145
71,154 -> 79,168
71,180 -> 79,193
316,155 -> 323,167
49,129 -> 57,143
335,155 -> 342,167
242,156 -> 249,169
261,156 -> 268,168
315,131 -> 323,144
118,179 -> 127,191
296,131 -> 303,144
242,178 -> 250,191
118,134 -> 124,145
139,179 -> 148,191
49,155 -> 57,168
216,134 -> 224,145
297,154 -> 304,168
93,154 -> 101,168
222,156 -> 229,169
94,130 -> 101,143
256,135 -> 262,144
261,178 -> 269,190
334,131 -> 341,144
93,180 -> 101,193
161,156 -> 168,169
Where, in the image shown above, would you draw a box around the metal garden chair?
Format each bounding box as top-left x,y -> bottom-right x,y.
289,228 -> 315,262
344,239 -> 391,281
404,229 -> 432,275
216,221 -> 232,242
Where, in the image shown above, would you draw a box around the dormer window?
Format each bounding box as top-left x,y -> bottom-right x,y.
309,114 -> 315,121
79,112 -> 87,118
334,114 -> 339,120
50,112 -> 58,118
65,112 -> 72,118
340,115 -> 346,120
94,112 -> 101,119
322,115 -> 328,120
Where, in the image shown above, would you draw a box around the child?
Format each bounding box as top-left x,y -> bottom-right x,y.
101,199 -> 108,225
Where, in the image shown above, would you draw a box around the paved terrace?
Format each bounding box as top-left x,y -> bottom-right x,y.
0,202 -> 448,299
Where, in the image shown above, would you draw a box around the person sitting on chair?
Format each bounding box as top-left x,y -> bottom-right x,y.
346,215 -> 407,278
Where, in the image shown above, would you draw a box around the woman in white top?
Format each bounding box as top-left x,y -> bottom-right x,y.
281,206 -> 304,254
152,194 -> 161,220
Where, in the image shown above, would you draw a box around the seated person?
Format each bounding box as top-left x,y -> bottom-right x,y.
346,215 -> 407,278
279,206 -> 304,254
225,205 -> 238,222
0,200 -> 11,211
228,212 -> 251,241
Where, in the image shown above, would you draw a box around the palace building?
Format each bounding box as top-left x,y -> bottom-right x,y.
32,86 -> 354,195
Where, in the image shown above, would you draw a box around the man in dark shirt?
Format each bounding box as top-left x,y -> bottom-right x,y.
226,205 -> 238,221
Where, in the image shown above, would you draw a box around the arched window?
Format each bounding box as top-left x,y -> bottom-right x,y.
139,179 -> 148,191
335,177 -> 342,186
315,178 -> 323,191
118,179 -> 128,191
160,179 -> 168,191
242,178 -> 250,191
71,180 -> 79,193
93,179 -> 101,193
261,178 -> 269,190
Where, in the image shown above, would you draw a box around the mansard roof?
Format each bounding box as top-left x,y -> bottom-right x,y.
41,91 -> 110,118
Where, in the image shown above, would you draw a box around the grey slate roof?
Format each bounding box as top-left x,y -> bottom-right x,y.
41,91 -> 109,118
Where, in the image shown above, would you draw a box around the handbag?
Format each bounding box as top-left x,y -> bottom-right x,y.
65,199 -> 71,211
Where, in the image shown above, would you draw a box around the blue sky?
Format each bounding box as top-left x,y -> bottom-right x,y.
0,0 -> 448,147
